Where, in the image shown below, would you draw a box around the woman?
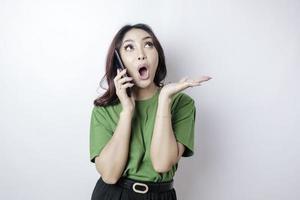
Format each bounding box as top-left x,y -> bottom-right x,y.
90,23 -> 211,200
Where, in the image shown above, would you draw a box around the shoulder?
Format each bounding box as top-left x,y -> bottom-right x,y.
171,92 -> 195,108
91,104 -> 122,123
91,105 -> 106,116
92,103 -> 121,115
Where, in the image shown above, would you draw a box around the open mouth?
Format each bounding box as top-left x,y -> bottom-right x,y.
138,65 -> 150,80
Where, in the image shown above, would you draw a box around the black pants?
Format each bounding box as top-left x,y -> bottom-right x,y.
91,177 -> 177,200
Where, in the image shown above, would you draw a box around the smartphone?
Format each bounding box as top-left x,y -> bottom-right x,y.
114,49 -> 132,97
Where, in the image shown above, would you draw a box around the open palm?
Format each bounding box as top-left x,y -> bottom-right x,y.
160,75 -> 212,99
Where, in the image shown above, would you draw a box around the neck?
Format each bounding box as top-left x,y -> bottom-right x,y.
133,83 -> 159,101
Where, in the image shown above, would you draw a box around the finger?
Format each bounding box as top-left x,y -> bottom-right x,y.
187,76 -> 211,84
179,76 -> 189,83
178,79 -> 199,89
198,76 -> 212,82
118,77 -> 133,84
189,82 -> 202,87
175,81 -> 190,91
115,68 -> 127,79
176,76 -> 209,91
115,83 -> 121,90
120,82 -> 134,89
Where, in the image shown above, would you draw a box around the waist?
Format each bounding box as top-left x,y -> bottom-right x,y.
116,176 -> 174,194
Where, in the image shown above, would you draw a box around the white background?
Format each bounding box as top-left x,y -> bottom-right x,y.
0,0 -> 299,199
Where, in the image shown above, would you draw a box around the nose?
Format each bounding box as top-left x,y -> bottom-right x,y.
138,56 -> 146,60
138,49 -> 147,60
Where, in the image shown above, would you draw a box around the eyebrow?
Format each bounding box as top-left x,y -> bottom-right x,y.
122,36 -> 152,45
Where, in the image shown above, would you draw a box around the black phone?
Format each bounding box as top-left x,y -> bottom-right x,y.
114,49 -> 132,97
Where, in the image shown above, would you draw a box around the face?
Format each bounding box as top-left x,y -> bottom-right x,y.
119,28 -> 159,88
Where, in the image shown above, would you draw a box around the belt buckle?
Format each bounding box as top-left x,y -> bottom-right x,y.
132,182 -> 149,194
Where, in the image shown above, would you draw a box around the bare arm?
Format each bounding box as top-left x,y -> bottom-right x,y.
95,110 -> 133,184
151,76 -> 211,173
150,97 -> 184,173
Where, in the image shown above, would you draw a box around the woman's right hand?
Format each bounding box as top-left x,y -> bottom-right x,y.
114,68 -> 135,113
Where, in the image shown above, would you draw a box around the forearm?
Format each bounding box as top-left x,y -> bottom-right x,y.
95,111 -> 133,183
150,97 -> 178,172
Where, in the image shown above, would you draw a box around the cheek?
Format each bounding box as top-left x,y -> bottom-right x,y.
121,54 -> 135,68
150,51 -> 159,71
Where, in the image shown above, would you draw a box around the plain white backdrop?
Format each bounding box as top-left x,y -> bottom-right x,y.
0,0 -> 299,199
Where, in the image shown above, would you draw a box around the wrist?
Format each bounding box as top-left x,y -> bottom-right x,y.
157,98 -> 172,118
120,110 -> 134,118
159,95 -> 172,105
156,114 -> 172,118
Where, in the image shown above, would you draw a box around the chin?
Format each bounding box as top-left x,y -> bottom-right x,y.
134,79 -> 153,89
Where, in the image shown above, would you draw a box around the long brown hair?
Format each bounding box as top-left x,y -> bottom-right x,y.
93,23 -> 167,107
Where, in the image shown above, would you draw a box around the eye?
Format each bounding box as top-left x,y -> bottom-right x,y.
124,44 -> 134,51
145,41 -> 154,48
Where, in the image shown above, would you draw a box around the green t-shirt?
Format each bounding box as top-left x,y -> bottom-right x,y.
89,88 -> 196,182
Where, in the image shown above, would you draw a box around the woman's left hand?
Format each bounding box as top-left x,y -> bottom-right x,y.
159,75 -> 212,100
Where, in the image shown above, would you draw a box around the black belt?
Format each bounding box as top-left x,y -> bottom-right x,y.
116,177 -> 174,194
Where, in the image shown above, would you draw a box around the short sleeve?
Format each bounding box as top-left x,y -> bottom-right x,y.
171,93 -> 196,157
89,106 -> 113,163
